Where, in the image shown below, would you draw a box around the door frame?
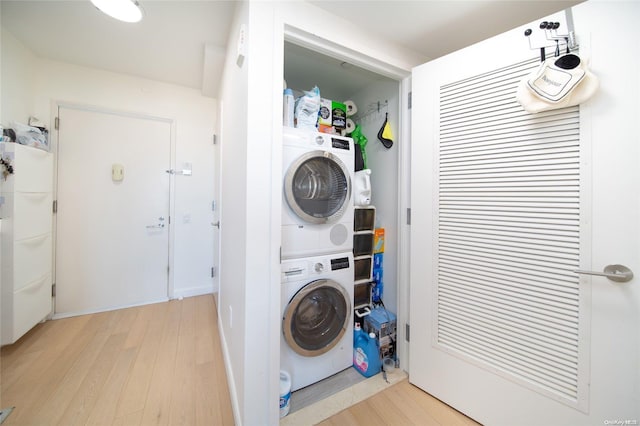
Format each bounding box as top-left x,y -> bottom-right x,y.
50,101 -> 177,315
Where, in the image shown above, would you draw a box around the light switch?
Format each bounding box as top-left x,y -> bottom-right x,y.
112,164 -> 124,182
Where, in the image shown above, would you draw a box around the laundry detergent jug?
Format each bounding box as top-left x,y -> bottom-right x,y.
353,331 -> 381,378
279,370 -> 291,417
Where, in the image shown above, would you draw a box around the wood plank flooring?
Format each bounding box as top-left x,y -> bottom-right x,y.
318,379 -> 480,426
1,295 -> 478,425
0,295 -> 233,425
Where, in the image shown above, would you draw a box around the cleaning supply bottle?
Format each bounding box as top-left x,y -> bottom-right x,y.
353,331 -> 381,378
279,370 -> 291,417
283,88 -> 295,127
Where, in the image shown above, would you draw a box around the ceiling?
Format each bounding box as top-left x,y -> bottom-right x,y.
1,0 -> 582,98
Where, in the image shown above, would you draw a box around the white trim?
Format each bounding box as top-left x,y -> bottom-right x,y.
51,297 -> 169,320
396,76 -> 412,373
283,25 -> 410,82
575,31 -> 593,415
172,285 -> 214,300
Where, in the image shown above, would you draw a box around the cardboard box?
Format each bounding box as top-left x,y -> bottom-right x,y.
374,228 -> 385,254
364,307 -> 397,359
318,98 -> 347,133
373,253 -> 383,269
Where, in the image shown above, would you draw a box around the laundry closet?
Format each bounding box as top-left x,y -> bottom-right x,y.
279,39 -> 405,414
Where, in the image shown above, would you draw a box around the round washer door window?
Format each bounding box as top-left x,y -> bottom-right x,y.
282,279 -> 351,357
284,151 -> 351,224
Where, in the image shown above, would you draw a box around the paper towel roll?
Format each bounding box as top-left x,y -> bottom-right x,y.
345,118 -> 356,134
344,100 -> 358,117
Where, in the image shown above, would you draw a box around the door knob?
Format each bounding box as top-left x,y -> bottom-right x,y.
211,221 -> 220,228
146,217 -> 166,229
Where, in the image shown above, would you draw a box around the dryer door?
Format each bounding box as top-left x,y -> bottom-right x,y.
283,278 -> 351,357
284,151 -> 351,224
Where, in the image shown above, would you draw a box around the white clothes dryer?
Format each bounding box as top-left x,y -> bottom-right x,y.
280,252 -> 354,391
282,127 -> 354,259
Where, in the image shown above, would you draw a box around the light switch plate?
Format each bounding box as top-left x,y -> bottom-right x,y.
112,164 -> 124,182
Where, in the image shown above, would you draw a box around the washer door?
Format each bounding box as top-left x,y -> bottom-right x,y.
284,151 -> 351,224
283,279 -> 351,357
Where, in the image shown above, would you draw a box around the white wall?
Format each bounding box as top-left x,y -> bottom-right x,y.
217,1 -> 249,424
217,1 -> 283,424
1,30 -> 217,300
1,29 -> 36,127
351,80 -> 401,313
216,1 -> 422,424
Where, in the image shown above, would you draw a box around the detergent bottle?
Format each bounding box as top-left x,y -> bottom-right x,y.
353,331 -> 381,378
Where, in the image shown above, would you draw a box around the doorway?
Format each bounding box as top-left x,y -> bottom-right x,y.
280,30 -> 411,415
54,105 -> 173,316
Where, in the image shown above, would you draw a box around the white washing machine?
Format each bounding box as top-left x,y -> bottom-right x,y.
281,252 -> 354,391
282,127 -> 354,259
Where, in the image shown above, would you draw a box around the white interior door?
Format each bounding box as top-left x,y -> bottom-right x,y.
55,106 -> 172,316
410,3 -> 639,424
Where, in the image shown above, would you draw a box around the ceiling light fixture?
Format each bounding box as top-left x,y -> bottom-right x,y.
90,0 -> 143,23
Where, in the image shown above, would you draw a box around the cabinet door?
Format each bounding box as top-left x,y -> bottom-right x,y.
14,233 -> 52,291
0,143 -> 53,193
13,192 -> 53,240
12,274 -> 52,343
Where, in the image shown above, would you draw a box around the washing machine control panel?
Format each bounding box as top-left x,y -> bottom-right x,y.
330,256 -> 350,271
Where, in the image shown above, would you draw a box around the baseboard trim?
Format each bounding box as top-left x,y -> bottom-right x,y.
172,285 -> 214,300
52,297 -> 170,320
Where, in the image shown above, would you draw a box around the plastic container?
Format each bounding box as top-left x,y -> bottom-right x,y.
353,331 -> 381,378
354,256 -> 372,282
279,370 -> 291,417
283,88 -> 295,127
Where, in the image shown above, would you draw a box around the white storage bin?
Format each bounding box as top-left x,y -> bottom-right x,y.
13,192 -> 53,240
13,233 -> 52,291
11,274 -> 52,342
0,142 -> 53,193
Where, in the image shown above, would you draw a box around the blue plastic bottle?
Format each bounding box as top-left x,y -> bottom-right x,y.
353,331 -> 381,378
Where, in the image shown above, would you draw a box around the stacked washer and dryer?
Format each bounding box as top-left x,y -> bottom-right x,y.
281,126 -> 356,392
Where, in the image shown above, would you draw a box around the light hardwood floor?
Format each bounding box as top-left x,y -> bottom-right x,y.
1,295 -> 478,425
0,295 -> 233,425
318,379 -> 479,426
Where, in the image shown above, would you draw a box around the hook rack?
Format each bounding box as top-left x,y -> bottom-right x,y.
524,21 -> 578,62
354,100 -> 388,121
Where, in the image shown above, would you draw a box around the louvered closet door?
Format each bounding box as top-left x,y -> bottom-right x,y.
410,4 -> 640,425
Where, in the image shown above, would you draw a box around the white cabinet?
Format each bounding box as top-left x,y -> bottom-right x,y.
1,142 -> 53,345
